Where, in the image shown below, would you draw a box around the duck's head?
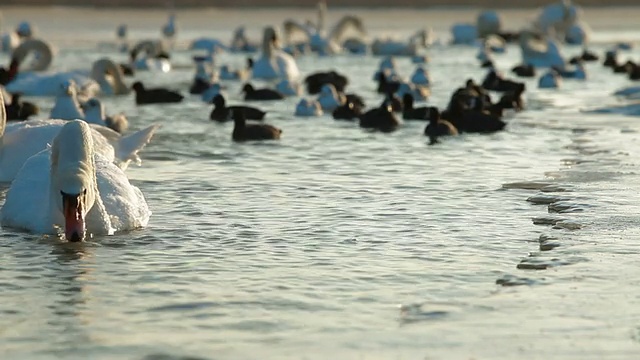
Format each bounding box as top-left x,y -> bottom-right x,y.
241,83 -> 254,93
212,94 -> 225,106
131,81 -> 144,92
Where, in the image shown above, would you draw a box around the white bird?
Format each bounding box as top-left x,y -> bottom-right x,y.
0,91 -> 159,183
129,40 -> 171,72
251,26 -> 300,81
295,98 -> 323,117
518,30 -> 565,68
276,79 -> 302,96
81,98 -> 129,134
283,1 -> 367,56
50,79 -> 85,120
538,69 -> 562,88
0,120 -> 151,242
410,66 -> 430,86
371,29 -> 431,56
317,83 -> 345,111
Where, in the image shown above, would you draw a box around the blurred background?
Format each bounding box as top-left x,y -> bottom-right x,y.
2,0 -> 640,7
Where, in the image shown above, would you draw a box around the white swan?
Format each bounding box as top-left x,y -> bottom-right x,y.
534,0 -> 581,40
275,79 -> 302,96
283,1 -> 366,56
90,58 -> 130,95
565,21 -> 590,45
538,69 -> 562,88
410,66 -> 430,86
317,83 -> 344,111
129,40 -> 171,72
0,120 -> 151,241
50,79 -> 84,120
252,26 -> 300,81
295,98 -> 323,117
4,40 -> 104,97
190,37 -> 229,55
0,91 -> 159,183
476,10 -> 502,38
451,23 -> 478,45
371,29 -> 430,56
81,98 -> 129,134
519,30 -> 565,68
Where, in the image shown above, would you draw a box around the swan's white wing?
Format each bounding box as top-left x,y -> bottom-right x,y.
283,20 -> 312,44
0,120 -> 118,183
94,154 -> 150,232
328,15 -> 366,44
275,51 -> 300,81
0,149 -> 56,235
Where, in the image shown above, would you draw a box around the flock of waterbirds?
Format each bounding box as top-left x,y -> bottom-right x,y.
0,0 -> 638,242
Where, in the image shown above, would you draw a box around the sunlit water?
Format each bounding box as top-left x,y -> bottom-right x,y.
2,6 -> 640,360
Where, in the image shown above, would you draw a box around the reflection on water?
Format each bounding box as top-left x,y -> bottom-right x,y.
2,7 -> 640,360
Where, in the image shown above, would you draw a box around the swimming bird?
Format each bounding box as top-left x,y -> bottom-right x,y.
304,70 -> 348,94
424,106 -> 458,145
50,79 -> 84,120
0,120 -> 151,241
295,98 -> 323,117
332,101 -> 363,121
511,64 -> 536,78
189,58 -> 218,95
4,93 -> 38,121
210,94 -> 265,122
241,83 -> 284,101
81,98 -> 128,133
359,101 -> 401,132
275,79 -> 302,96
410,67 -> 430,86
132,81 -> 183,105
317,83 -> 345,111
252,26 -> 300,81
538,69 -> 562,88
518,30 -> 565,68
402,93 -> 428,121
232,110 -> 281,142
283,1 -> 367,55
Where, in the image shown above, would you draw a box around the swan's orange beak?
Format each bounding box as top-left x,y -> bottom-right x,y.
62,192 -> 86,242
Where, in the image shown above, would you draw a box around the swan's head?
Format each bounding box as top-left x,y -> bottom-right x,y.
81,98 -> 104,117
263,26 -> 278,46
50,120 -> 97,242
16,21 -> 34,38
59,79 -> 78,97
319,83 -> 337,97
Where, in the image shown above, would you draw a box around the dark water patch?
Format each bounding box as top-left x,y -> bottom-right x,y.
532,216 -> 565,226
517,253 -> 587,270
548,201 -> 588,213
148,301 -> 219,312
399,302 -> 450,325
552,221 -> 583,230
527,194 -> 569,205
502,181 -> 555,190
538,234 -> 562,251
142,354 -> 210,360
495,274 -> 544,287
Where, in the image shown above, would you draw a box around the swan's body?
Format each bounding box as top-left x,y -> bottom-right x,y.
5,41 -> 110,97
538,70 -> 562,88
0,120 -> 150,241
372,29 -> 430,56
283,2 -> 367,56
295,98 -> 323,117
317,83 -> 344,111
411,66 -> 430,86
534,0 -> 581,39
275,79 -> 302,96
519,31 -> 565,68
190,37 -> 229,55
82,98 -> 129,134
451,23 -> 478,45
130,40 -> 171,72
0,88 -> 159,182
252,26 -> 300,81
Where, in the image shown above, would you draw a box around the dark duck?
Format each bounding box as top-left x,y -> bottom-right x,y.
423,106 -> 458,145
358,99 -> 402,133
232,110 -> 282,142
131,81 -> 184,105
241,83 -> 284,101
210,94 -> 266,122
5,93 -> 39,121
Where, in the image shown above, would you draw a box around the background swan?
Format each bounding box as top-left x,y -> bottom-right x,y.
81,97 -> 129,134
50,79 -> 84,120
252,26 -> 300,81
519,30 -> 565,68
283,1 -> 367,56
5,40 -> 102,97
90,58 -> 130,95
129,40 -> 171,72
0,120 -> 151,241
